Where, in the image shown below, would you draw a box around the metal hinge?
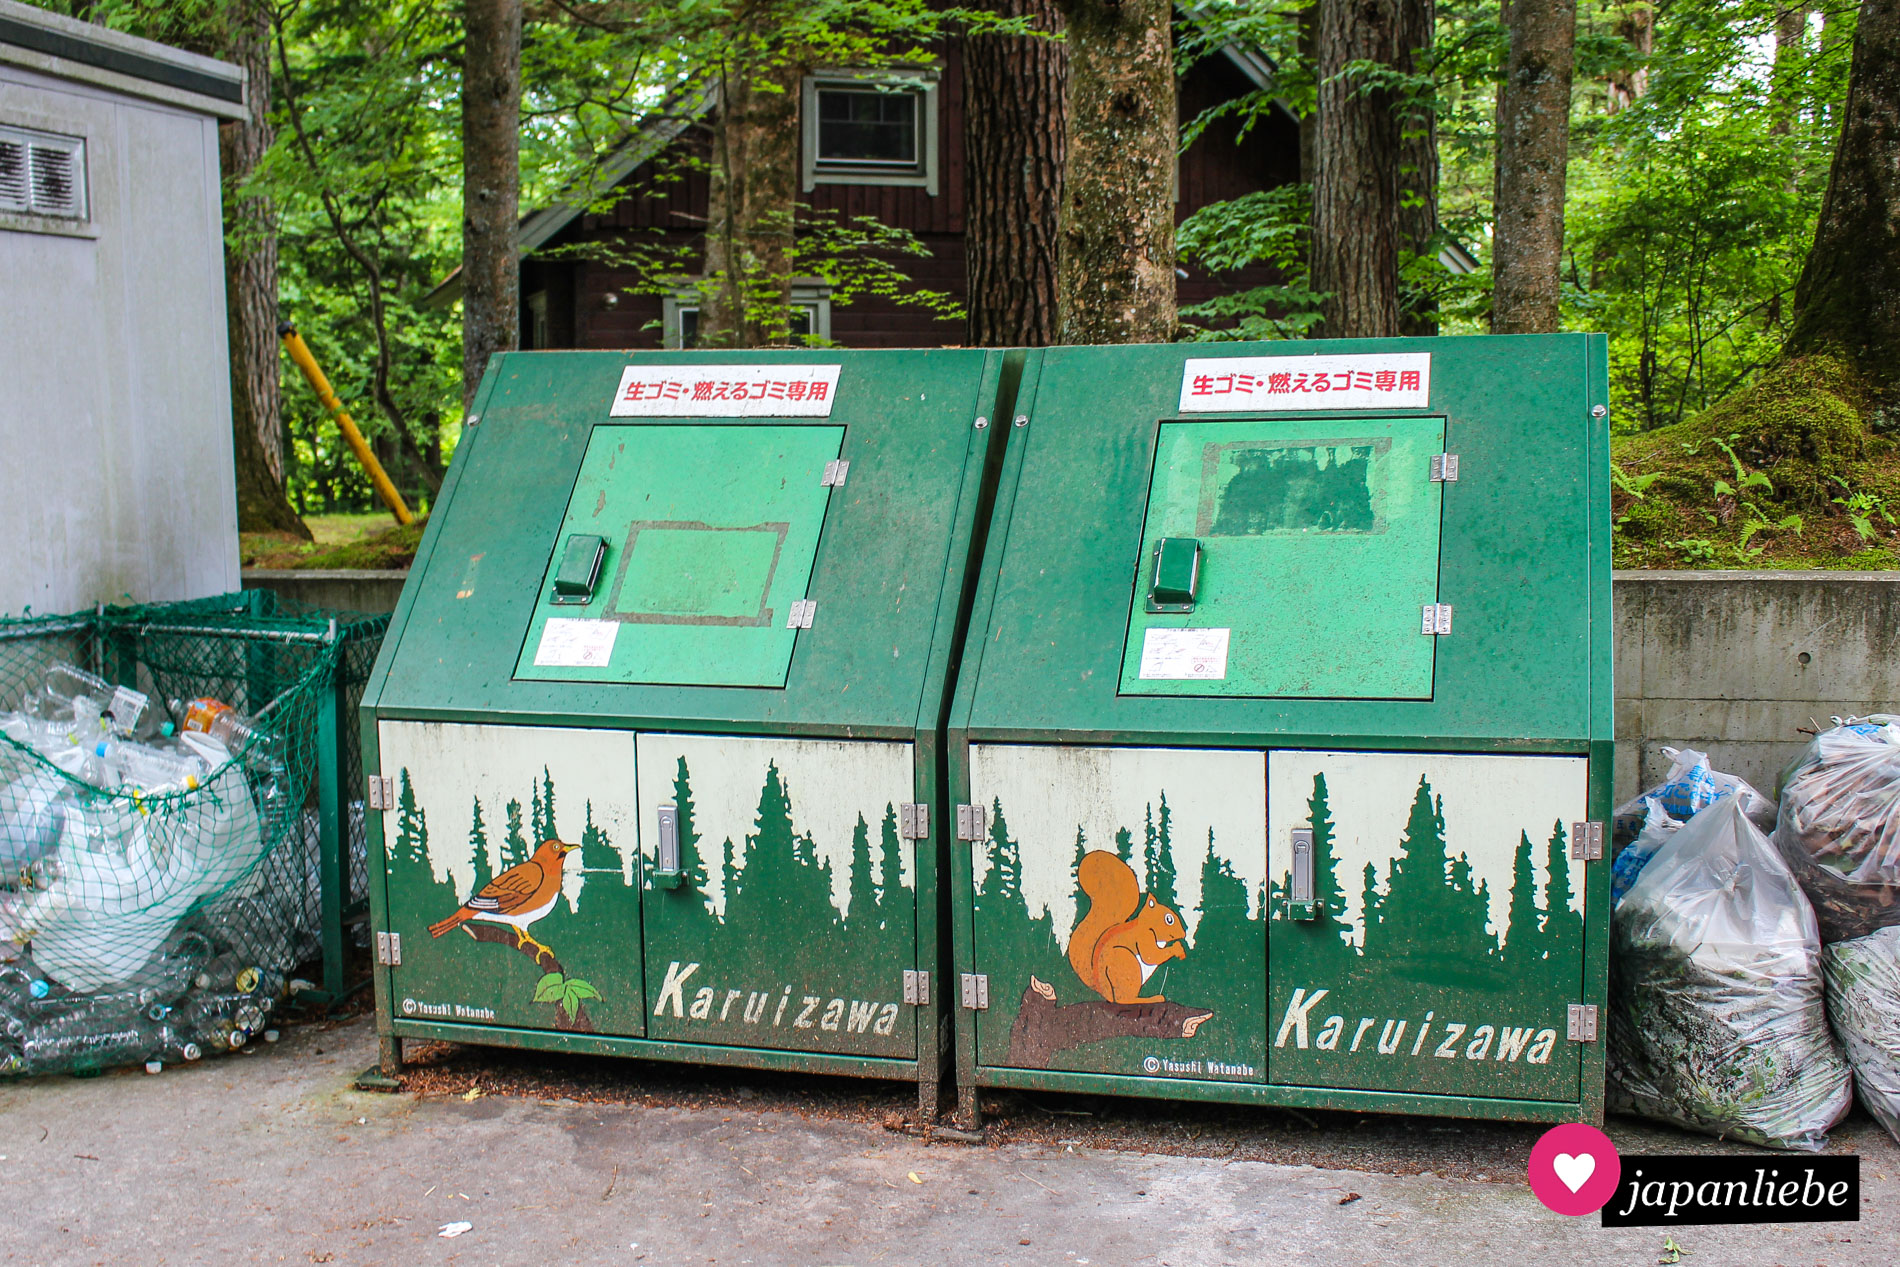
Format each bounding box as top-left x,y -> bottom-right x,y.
898,803 -> 929,840
960,973 -> 989,1010
821,459 -> 850,487
1567,1003 -> 1599,1043
1570,821 -> 1605,860
366,775 -> 395,810
786,599 -> 816,629
903,970 -> 930,1006
375,931 -> 402,967
1430,453 -> 1460,482
1420,604 -> 1453,636
956,803 -> 988,841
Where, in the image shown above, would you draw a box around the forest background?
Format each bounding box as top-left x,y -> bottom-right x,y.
19,0 -> 1896,569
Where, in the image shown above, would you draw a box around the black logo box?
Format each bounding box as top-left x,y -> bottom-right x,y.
1602,1155 -> 1859,1227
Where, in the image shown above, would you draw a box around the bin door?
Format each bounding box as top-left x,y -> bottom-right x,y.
1266,751 -> 1588,1101
636,734 -> 918,1058
968,744 -> 1269,1087
515,423 -> 845,688
376,721 -> 645,1037
1120,416 -> 1445,700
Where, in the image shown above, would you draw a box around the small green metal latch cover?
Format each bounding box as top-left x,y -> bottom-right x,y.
1147,536 -> 1201,613
551,533 -> 606,604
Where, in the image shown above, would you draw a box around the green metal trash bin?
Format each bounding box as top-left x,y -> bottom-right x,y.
361,349 -> 1017,1111
946,335 -> 1613,1125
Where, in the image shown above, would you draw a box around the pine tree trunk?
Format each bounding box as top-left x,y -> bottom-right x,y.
1491,0 -> 1575,334
461,0 -> 522,408
1771,6 -> 1810,136
699,61 -> 801,348
221,0 -> 306,538
1053,0 -> 1176,344
962,0 -> 1067,347
1786,0 -> 1900,417
1312,0 -> 1402,338
1398,0 -> 1439,336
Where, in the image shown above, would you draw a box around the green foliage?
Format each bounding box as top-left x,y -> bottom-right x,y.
1176,186 -> 1328,341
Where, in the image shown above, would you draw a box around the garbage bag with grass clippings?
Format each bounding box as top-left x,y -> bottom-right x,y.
1823,925 -> 1900,1143
1776,717 -> 1900,944
1610,797 -> 1853,1151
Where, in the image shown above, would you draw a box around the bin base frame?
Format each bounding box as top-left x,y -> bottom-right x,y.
382,1020 -> 948,1119
957,1064 -> 1603,1128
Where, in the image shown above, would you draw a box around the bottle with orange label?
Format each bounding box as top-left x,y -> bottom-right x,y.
172,697 -> 270,754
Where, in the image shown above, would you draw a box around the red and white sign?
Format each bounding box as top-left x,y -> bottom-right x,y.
1179,353 -> 1431,412
609,364 -> 843,417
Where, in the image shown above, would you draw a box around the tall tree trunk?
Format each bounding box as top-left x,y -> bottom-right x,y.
1606,6 -> 1652,113
1786,0 -> 1900,418
461,0 -> 522,408
1052,0 -> 1176,344
1491,0 -> 1576,334
1312,0 -> 1402,338
1297,2 -> 1318,187
699,60 -> 801,348
221,0 -> 306,538
1770,5 -> 1810,136
1398,0 -> 1439,336
962,1 -> 1067,347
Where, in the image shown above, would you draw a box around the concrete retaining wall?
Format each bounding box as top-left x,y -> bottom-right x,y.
244,568 -> 1900,807
1613,571 -> 1900,805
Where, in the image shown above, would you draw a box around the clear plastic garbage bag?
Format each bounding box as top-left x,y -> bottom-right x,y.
1610,798 -> 1853,1151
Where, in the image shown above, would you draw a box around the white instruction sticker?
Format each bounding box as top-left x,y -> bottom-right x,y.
533,618 -> 620,669
1138,628 -> 1230,681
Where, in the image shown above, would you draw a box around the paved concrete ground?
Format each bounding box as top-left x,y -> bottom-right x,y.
0,1016 -> 1892,1266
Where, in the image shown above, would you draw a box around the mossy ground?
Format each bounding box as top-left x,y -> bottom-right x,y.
1612,356 -> 1900,569
241,512 -> 427,570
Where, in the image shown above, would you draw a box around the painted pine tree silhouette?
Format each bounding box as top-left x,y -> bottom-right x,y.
393,769 -> 427,868
1504,830 -> 1540,968
501,796 -> 528,870
466,794 -> 492,895
846,812 -> 876,927
725,761 -> 838,940
1305,773 -> 1357,961
875,803 -> 904,931
1143,797 -> 1180,913
1540,820 -> 1578,967
1364,777 -> 1502,987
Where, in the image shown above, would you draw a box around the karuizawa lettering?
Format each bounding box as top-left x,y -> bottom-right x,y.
651,961 -> 901,1036
1273,987 -> 1558,1064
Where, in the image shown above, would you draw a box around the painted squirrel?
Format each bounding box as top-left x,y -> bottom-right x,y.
1067,850 -> 1186,1004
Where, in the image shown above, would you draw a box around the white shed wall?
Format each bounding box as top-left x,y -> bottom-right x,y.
0,61 -> 239,617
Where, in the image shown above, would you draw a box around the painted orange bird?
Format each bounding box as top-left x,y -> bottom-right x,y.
428,839 -> 578,958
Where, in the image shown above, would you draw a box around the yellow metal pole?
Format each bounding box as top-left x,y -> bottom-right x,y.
277,322 -> 415,525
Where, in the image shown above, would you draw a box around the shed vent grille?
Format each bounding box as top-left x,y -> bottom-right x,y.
0,126 -> 87,220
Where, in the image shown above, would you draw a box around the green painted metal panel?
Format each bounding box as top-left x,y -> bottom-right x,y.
1120,416 -> 1444,699
376,720 -> 646,1039
637,733 -> 919,1059
1264,751 -> 1587,1102
968,743 -> 1267,1087
514,425 -> 842,688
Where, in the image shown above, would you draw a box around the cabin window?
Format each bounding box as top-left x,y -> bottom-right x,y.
801,71 -> 939,195
665,287 -> 831,349
0,124 -> 88,222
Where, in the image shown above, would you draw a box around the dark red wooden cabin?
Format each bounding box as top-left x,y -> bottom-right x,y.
502,42 -> 1300,350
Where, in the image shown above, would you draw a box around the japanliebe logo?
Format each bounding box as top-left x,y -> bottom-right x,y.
1528,1123 -> 1622,1216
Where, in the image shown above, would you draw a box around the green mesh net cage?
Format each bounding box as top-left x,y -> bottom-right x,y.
0,592 -> 388,1077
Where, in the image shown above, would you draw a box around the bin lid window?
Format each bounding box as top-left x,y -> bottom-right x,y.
1119,415 -> 1445,700
515,424 -> 843,688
